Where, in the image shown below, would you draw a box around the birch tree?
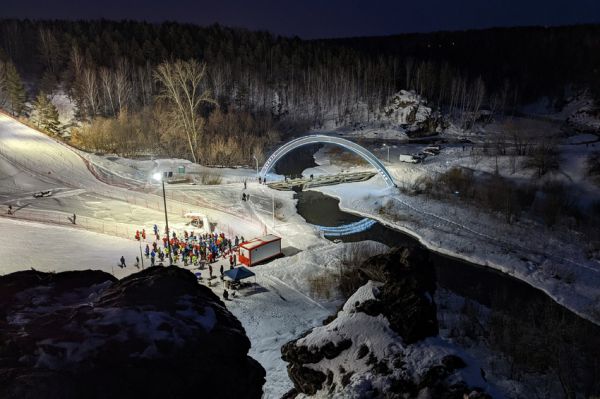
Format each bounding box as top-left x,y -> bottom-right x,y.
154,60 -> 215,163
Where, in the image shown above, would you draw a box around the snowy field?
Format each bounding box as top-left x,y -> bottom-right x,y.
0,217 -> 142,279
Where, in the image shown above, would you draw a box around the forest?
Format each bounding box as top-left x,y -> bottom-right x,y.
0,19 -> 598,165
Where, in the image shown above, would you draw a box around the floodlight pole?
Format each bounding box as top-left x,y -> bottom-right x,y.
160,178 -> 173,265
272,191 -> 275,228
139,240 -> 145,269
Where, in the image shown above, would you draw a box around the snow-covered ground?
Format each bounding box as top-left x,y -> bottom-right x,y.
0,215 -> 362,398
2,108 -> 600,396
0,114 -> 346,397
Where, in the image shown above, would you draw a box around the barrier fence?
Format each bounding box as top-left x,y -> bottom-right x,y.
1,208 -> 140,240
1,199 -> 264,243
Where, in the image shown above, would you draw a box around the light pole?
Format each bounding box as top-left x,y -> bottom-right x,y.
272,191 -> 275,228
252,155 -> 259,176
153,172 -> 173,266
383,143 -> 389,162
138,240 -> 145,269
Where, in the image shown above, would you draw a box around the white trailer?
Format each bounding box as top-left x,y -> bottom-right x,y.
399,154 -> 422,163
238,234 -> 282,266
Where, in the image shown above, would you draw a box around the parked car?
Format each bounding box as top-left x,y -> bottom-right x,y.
422,145 -> 441,156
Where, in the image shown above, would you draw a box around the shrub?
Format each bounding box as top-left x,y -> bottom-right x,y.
437,166 -> 474,197
523,142 -> 560,178
200,173 -> 222,185
307,273 -> 338,300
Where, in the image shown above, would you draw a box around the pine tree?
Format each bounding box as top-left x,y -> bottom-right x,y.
33,92 -> 61,135
44,99 -> 61,135
5,61 -> 26,116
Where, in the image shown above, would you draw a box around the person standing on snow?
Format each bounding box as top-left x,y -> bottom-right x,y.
145,244 -> 150,257
120,256 -> 126,268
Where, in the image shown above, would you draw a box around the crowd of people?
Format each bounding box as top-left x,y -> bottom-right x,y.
130,224 -> 245,275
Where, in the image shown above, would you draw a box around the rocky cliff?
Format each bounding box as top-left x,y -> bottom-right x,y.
281,247 -> 490,398
0,267 -> 265,399
382,90 -> 441,136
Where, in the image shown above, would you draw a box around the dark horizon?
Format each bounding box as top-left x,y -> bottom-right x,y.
4,0 -> 600,39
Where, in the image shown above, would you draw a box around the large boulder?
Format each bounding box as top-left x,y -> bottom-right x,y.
381,90 -> 440,136
0,267 -> 265,399
281,247 -> 489,398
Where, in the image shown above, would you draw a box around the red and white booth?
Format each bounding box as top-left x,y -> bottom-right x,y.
238,234 -> 282,266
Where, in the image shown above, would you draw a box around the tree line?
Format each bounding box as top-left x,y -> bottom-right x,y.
0,20 -> 598,164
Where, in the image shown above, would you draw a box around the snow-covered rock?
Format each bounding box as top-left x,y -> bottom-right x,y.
0,266 -> 265,399
281,247 -> 490,398
381,90 -> 438,136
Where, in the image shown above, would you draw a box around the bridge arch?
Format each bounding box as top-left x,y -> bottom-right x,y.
259,135 -> 396,188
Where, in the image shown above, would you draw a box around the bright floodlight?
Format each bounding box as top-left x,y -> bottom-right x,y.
152,172 -> 162,181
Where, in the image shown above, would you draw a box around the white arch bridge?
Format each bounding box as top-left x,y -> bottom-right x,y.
259,134 -> 396,236
259,134 -> 396,189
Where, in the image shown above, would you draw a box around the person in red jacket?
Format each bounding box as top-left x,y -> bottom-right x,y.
135,230 -> 140,241
142,229 -> 146,240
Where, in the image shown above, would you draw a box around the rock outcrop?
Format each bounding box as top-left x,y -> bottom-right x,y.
382,90 -> 440,136
0,267 -> 265,399
356,246 -> 439,344
281,247 -> 490,398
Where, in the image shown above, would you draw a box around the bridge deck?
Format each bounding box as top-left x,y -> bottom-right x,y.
267,171 -> 376,191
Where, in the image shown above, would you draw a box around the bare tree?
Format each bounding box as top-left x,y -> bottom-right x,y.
154,60 -> 216,163
114,60 -> 132,114
525,141 -> 560,178
81,67 -> 99,117
100,67 -> 116,115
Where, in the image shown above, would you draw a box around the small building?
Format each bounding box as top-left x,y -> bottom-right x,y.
238,234 -> 282,266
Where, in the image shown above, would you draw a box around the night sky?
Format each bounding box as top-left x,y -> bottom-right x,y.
4,0 -> 600,38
